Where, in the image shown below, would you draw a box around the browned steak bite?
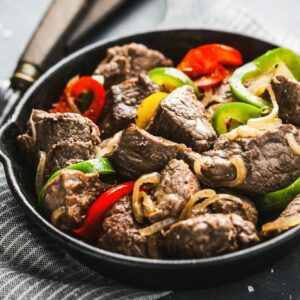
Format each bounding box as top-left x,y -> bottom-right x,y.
110,124 -> 187,179
165,213 -> 259,259
271,76 -> 300,126
262,194 -> 300,236
17,110 -> 101,178
147,86 -> 216,152
94,43 -> 173,88
185,124 -> 300,194
189,192 -> 258,225
44,170 -> 110,231
147,159 -> 200,223
98,196 -> 148,258
98,74 -> 160,138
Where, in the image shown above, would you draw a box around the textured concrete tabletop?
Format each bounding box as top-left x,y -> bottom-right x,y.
0,0 -> 300,299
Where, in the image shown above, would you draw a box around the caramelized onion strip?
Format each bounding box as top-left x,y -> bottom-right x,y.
194,155 -> 246,188
35,151 -> 46,194
180,189 -> 216,220
132,172 -> 161,223
51,206 -> 66,227
286,133 -> 300,156
262,215 -> 300,234
139,217 -> 175,237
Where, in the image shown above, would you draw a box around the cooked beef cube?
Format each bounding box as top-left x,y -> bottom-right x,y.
98,74 -> 160,138
190,192 -> 258,225
279,194 -> 300,219
146,159 -> 200,222
110,124 -> 187,179
44,170 -> 110,231
185,124 -> 300,194
147,86 -> 216,152
94,43 -> 173,87
271,76 -> 300,126
98,196 -> 148,258
17,110 -> 101,178
165,213 -> 259,259
263,194 -> 300,236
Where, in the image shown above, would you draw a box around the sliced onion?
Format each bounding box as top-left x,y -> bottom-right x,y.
201,88 -> 213,107
262,214 -> 300,234
141,191 -> 157,218
194,155 -> 246,188
65,94 -> 81,114
227,125 -> 260,141
132,172 -> 161,223
139,217 -> 175,236
35,151 -> 46,194
96,131 -> 122,158
51,206 -> 66,227
29,111 -> 37,142
247,85 -> 279,129
179,189 -> 216,220
193,194 -> 254,222
286,133 -> 300,156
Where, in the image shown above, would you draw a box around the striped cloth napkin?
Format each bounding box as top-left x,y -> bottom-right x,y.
1,0 -> 299,299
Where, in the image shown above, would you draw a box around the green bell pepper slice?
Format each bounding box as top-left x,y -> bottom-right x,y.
230,48 -> 300,112
212,102 -> 262,135
38,157 -> 115,208
258,178 -> 300,214
148,67 -> 199,96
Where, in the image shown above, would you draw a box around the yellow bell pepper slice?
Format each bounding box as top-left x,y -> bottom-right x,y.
135,92 -> 168,129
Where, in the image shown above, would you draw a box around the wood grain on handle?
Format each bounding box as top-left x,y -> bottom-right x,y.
20,0 -> 91,70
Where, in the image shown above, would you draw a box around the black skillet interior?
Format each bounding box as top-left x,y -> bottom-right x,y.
1,29 -> 300,289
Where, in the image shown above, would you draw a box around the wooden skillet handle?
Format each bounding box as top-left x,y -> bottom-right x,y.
11,0 -> 92,90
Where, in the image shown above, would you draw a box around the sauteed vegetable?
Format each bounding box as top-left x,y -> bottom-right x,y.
17,42 -> 300,259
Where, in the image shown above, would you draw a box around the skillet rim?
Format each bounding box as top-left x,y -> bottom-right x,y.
1,28 -> 300,268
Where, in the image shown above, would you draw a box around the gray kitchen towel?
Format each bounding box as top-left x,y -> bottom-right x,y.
1,0 -> 300,299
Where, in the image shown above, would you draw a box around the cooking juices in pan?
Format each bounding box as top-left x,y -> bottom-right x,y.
17,42 -> 300,259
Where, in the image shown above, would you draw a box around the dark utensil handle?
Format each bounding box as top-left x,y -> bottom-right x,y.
11,0 -> 92,91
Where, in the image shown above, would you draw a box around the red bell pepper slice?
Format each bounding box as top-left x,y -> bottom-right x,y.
177,43 -> 243,88
50,76 -> 106,123
73,181 -> 135,242
194,65 -> 229,88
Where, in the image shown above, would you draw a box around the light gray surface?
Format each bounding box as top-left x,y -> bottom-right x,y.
0,0 -> 300,79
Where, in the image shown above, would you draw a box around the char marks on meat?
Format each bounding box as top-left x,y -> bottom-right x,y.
94,43 -> 173,88
165,213 -> 259,258
110,124 -> 187,179
98,196 -> 148,258
44,170 -> 110,231
271,76 -> 300,126
147,159 -> 200,222
17,110 -> 101,178
186,124 -> 300,194
99,74 -> 160,138
147,86 -> 216,152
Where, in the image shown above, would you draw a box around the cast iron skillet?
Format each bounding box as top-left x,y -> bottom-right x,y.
1,29 -> 300,289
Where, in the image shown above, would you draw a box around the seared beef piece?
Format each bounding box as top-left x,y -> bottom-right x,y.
17,110 -> 101,178
44,170 -> 110,231
99,74 -> 160,138
280,194 -> 300,218
184,124 -> 300,194
94,43 -> 173,88
147,86 -> 216,152
147,159 -> 200,222
263,194 -> 300,236
271,76 -> 300,126
165,213 -> 259,259
190,193 -> 258,225
98,196 -> 148,258
110,124 -> 188,179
